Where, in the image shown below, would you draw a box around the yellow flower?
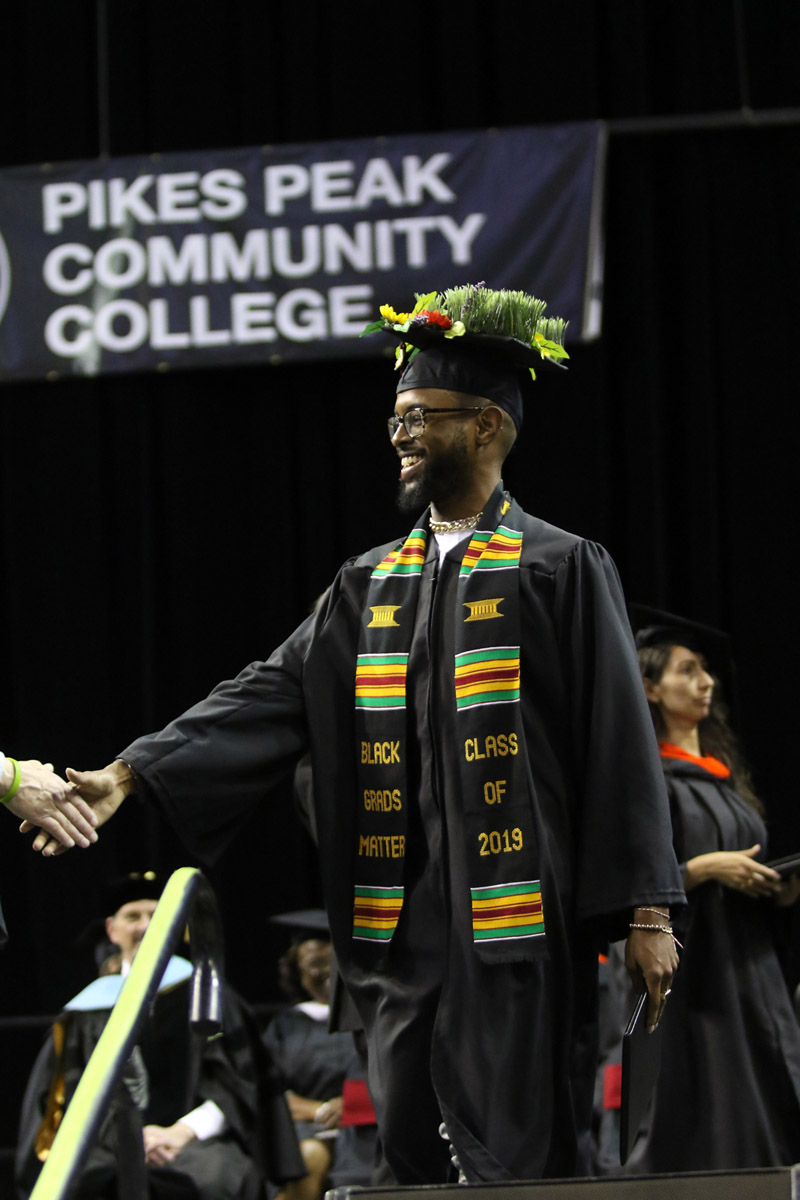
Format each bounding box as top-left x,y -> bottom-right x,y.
380,304 -> 410,324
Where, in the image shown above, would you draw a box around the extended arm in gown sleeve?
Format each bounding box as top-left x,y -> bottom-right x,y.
554,541 -> 684,937
119,615 -> 315,863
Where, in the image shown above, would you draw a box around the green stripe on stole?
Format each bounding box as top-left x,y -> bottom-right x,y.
353,492 -> 547,965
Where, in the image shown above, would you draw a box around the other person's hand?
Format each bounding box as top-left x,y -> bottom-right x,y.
143,1121 -> 195,1166
3,759 -> 98,853
775,874 -> 800,907
314,1096 -> 343,1129
685,844 -> 781,898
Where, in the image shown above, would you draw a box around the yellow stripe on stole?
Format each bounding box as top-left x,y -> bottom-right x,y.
473,914 -> 542,929
472,895 -> 541,912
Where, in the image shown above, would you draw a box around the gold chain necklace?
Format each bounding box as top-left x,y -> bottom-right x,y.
429,511 -> 484,534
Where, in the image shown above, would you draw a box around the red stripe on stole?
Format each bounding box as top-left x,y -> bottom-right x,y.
355,674 -> 407,687
474,901 -> 542,919
354,905 -> 402,920
456,667 -> 519,686
465,537 -> 514,554
461,534 -> 519,566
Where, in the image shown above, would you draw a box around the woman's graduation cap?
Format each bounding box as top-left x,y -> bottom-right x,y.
361,282 -> 569,431
269,910 -> 361,1029
269,909 -> 330,940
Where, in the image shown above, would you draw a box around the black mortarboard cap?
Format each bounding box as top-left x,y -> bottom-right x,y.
102,870 -> 162,916
396,342 -> 529,432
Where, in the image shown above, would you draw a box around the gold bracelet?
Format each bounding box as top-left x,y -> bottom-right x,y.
629,921 -> 683,950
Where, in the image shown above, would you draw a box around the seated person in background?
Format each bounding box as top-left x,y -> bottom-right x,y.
263,918 -> 377,1200
16,873 -> 304,1200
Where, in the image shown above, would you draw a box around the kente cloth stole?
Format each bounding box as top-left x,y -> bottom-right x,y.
353,493 -> 547,965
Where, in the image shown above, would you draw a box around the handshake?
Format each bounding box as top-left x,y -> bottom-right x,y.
0,753 -> 133,856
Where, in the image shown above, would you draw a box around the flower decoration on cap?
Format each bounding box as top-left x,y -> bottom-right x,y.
362,282 -> 568,379
379,304 -> 411,324
412,308 -> 452,329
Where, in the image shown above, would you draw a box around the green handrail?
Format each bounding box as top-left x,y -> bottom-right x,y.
30,866 -> 224,1200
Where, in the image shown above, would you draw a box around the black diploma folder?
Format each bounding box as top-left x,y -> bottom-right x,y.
619,991 -> 665,1165
765,852 -> 800,878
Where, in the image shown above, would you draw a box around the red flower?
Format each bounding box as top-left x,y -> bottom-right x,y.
417,309 -> 453,329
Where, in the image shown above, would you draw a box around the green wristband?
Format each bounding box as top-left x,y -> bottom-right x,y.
0,757 -> 22,805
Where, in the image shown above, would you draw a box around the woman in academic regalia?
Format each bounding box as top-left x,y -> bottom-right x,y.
629,609 -> 800,1171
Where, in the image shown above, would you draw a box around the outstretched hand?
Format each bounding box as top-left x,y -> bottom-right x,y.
21,761 -> 135,856
5,760 -> 99,854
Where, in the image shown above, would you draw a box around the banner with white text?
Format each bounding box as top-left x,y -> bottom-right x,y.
0,124 -> 606,382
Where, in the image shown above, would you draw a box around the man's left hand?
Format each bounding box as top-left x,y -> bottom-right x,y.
143,1121 -> 196,1166
624,909 -> 679,1033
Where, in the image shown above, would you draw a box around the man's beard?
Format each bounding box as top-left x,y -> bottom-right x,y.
396,432 -> 470,515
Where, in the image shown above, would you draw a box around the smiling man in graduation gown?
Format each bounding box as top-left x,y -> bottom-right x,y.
64,285 -> 684,1185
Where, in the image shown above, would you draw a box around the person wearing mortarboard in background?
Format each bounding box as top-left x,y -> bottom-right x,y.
262,911 -> 378,1200
604,608 -> 800,1174
0,752 -> 99,942
57,284 -> 684,1184
15,872 -> 304,1199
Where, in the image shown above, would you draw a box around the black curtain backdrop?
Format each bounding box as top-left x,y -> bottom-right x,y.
1,0 -> 799,1039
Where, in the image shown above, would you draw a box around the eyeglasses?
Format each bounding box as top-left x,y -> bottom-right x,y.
387,406 -> 486,440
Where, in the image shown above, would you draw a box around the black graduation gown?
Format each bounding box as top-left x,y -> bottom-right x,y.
262,1006 -> 361,1117
262,1005 -> 377,1183
16,964 -> 304,1200
120,485 -> 684,1184
634,758 -> 800,1171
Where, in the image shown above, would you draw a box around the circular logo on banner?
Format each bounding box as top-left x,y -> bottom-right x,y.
0,231 -> 10,329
